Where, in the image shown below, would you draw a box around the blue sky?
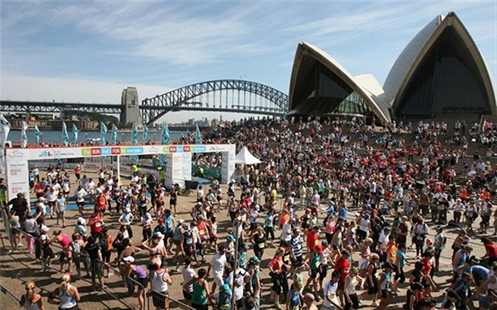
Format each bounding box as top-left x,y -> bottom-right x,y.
1,0 -> 496,122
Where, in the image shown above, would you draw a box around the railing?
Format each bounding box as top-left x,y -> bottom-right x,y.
0,283 -> 22,304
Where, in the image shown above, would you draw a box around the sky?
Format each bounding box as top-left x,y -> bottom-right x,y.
1,0 -> 496,123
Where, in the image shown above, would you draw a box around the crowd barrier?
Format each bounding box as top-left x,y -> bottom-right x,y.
0,283 -> 21,304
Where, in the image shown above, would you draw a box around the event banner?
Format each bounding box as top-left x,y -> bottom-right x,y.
5,144 -> 236,203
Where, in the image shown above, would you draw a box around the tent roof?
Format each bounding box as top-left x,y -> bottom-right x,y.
234,146 -> 261,165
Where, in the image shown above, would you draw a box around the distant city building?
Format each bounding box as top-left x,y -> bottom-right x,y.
288,12 -> 496,124
120,87 -> 141,125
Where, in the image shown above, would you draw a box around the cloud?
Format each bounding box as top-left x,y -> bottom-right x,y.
1,74 -> 171,104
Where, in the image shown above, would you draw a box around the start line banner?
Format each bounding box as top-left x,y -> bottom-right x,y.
5,144 -> 236,203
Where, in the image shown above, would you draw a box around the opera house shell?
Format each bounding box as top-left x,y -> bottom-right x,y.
288,12 -> 496,124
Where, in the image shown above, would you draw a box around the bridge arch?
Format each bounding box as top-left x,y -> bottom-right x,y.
141,79 -> 288,125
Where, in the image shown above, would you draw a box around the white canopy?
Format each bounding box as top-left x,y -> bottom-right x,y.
234,146 -> 261,165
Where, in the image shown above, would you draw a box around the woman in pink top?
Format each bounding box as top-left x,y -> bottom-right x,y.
53,231 -> 73,273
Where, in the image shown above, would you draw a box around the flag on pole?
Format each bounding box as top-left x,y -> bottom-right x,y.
142,125 -> 149,143
0,114 -> 10,148
195,123 -> 202,144
72,124 -> 79,145
161,122 -> 170,145
20,121 -> 28,148
111,124 -> 118,145
0,114 -> 10,179
160,122 -> 170,166
34,125 -> 41,146
62,122 -> 69,146
132,123 -> 139,145
131,123 -> 139,164
100,122 -> 108,145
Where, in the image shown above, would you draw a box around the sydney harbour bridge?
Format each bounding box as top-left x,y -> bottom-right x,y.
0,79 -> 288,126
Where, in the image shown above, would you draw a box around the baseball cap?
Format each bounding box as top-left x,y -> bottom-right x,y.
123,256 -> 135,263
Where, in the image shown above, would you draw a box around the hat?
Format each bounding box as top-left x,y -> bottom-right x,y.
220,284 -> 231,293
153,232 -> 163,239
123,256 -> 135,263
250,256 -> 261,264
304,293 -> 315,302
242,244 -> 249,250
228,235 -> 236,242
178,219 -> 185,224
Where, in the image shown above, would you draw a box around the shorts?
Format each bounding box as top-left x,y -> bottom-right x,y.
183,290 -> 192,301
381,289 -> 388,299
57,211 -> 65,218
137,277 -> 148,289
192,304 -> 208,310
319,264 -> 328,280
184,246 -> 194,257
214,273 -> 224,287
76,201 -> 85,207
152,291 -> 168,308
310,268 -> 318,279
59,250 -> 73,262
43,246 -> 55,259
394,269 -> 405,283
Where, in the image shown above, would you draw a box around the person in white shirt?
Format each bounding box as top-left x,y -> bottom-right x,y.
280,219 -> 292,244
225,264 -> 249,309
207,243 -> 227,294
181,257 -> 196,306
322,271 -> 341,310
74,186 -> 88,216
378,227 -> 391,261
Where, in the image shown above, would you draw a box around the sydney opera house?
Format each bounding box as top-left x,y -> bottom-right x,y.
288,12 -> 496,124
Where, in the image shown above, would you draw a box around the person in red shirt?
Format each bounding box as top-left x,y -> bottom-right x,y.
306,226 -> 319,252
34,183 -> 45,198
334,249 -> 351,305
75,165 -> 81,180
269,248 -> 287,309
95,192 -> 107,214
482,237 -> 497,265
89,210 -> 104,238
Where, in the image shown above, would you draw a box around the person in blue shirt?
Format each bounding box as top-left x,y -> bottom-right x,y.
338,205 -> 348,221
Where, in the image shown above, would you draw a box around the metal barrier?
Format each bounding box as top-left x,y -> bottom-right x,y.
0,283 -> 21,304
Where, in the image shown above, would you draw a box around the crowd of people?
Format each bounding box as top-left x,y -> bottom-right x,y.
3,116 -> 497,310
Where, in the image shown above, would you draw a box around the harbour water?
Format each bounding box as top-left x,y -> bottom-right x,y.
7,130 -> 185,145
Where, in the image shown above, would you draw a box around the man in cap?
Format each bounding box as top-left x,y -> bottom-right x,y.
303,293 -> 318,310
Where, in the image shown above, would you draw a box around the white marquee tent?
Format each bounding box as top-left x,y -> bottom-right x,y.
234,146 -> 261,165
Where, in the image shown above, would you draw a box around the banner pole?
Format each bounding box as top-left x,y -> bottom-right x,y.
116,155 -> 121,187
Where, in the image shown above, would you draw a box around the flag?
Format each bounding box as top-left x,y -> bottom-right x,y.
72,124 -> 79,145
34,125 -> 41,146
131,123 -> 139,164
62,122 -> 69,146
160,122 -> 170,166
20,121 -> 28,148
0,114 -> 10,179
161,122 -> 170,145
0,114 -> 10,148
100,122 -> 108,145
195,123 -> 202,144
142,125 -> 149,143
111,124 -> 118,145
132,123 -> 139,145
